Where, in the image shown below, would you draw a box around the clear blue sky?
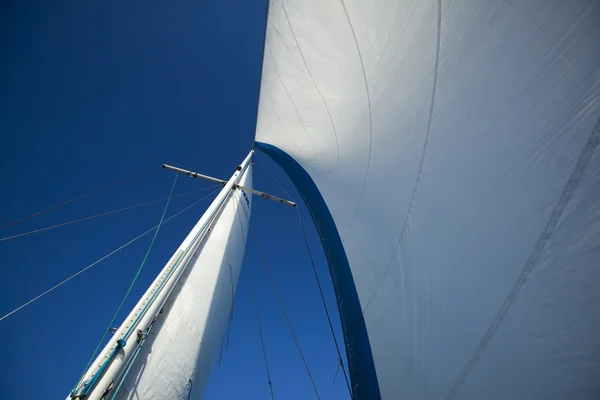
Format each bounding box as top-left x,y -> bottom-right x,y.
0,1 -> 350,399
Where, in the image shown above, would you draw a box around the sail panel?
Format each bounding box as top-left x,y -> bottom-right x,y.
115,167 -> 252,400
255,0 -> 600,398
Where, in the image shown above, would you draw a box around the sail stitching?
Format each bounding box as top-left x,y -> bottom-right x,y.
265,37 -> 318,159
362,0 -> 443,315
338,0 -> 374,243
225,263 -> 235,350
446,117 -> 600,399
277,0 -> 341,172
372,0 -> 419,73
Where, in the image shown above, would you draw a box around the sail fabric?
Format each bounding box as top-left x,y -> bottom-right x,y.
255,0 -> 600,399
115,167 -> 252,399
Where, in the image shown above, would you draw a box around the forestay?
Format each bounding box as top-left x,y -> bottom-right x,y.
255,0 -> 600,399
116,167 -> 252,399
71,162 -> 252,400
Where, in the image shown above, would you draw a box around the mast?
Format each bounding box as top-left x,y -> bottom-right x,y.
70,150 -> 254,400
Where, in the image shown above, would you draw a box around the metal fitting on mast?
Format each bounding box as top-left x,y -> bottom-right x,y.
162,163 -> 296,207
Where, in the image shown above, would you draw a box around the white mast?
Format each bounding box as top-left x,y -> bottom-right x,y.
70,150 -> 254,400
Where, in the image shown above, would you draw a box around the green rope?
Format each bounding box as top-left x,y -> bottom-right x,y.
72,173 -> 179,393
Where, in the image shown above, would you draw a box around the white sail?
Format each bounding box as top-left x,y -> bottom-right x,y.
117,168 -> 252,399
255,1 -> 600,399
70,153 -> 252,400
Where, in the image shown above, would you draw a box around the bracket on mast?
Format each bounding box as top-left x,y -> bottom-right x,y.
162,164 -> 296,207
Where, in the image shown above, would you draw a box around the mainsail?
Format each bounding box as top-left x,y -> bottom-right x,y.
255,0 -> 600,399
69,152 -> 253,399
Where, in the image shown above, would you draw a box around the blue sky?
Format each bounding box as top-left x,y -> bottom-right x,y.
0,1 -> 350,399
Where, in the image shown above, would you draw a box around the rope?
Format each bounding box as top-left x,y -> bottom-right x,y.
248,260 -> 276,400
0,168 -> 155,231
333,360 -> 341,385
255,154 -> 352,396
109,322 -> 156,400
0,187 -> 220,323
0,185 -> 219,243
239,201 -> 321,400
218,331 -> 225,366
254,154 -> 292,199
295,208 -> 352,397
73,173 -> 179,390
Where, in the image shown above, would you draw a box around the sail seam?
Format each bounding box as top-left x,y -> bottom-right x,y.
265,37 -> 318,159
225,263 -> 235,350
372,1 -> 419,73
446,117 -> 600,399
362,0 -> 443,315
277,0 -> 341,172
338,0 -> 374,244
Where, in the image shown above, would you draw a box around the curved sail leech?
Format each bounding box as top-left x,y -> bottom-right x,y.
255,141 -> 381,400
255,0 -> 600,398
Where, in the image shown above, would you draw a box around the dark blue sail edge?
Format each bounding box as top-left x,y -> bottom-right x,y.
255,141 -> 381,400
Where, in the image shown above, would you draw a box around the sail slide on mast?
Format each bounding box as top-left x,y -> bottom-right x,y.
69,151 -> 255,400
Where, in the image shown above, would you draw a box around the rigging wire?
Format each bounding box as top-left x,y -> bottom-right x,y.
294,206 -> 353,397
333,360 -> 341,385
0,187 -> 220,323
73,173 -> 179,390
0,185 -> 220,243
218,331 -> 225,366
255,154 -> 353,397
238,201 -> 321,400
248,260 -> 276,400
0,168 -> 155,231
